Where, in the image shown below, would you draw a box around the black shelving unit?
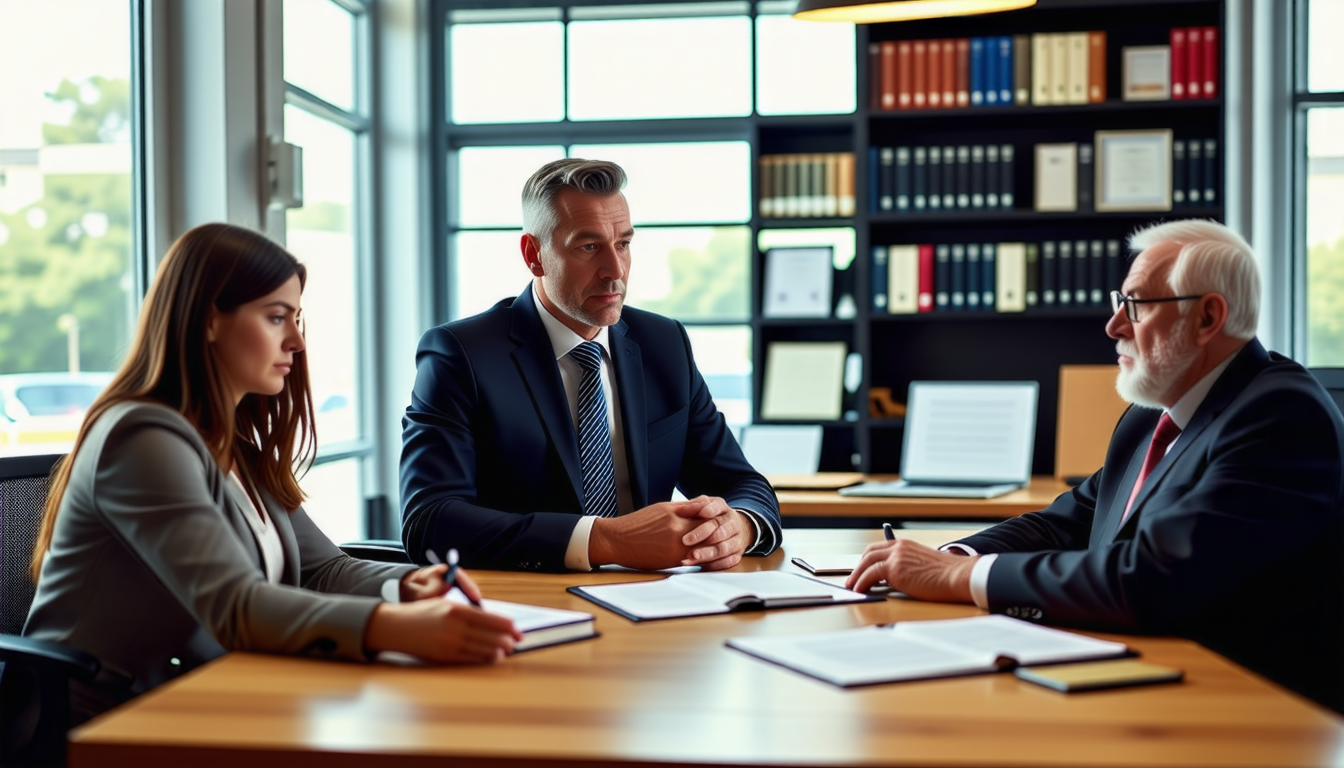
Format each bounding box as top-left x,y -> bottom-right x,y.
751,0 -> 1225,475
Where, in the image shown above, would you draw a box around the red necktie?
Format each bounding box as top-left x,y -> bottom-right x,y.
1121,413 -> 1182,524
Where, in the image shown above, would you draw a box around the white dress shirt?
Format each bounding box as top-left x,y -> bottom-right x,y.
531,290 -> 763,570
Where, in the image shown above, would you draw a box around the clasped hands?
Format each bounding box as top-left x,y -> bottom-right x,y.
589,495 -> 753,571
844,537 -> 978,604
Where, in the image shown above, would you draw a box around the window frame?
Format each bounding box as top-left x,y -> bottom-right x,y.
281,0 -> 384,535
1291,0 -> 1344,364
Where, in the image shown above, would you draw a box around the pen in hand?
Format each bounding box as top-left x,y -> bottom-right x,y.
883,522 -> 895,541
425,548 -> 484,608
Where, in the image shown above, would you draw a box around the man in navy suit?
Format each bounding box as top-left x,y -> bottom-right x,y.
401,158 -> 780,574
848,219 -> 1344,712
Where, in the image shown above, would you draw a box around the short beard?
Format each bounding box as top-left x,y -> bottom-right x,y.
1116,314 -> 1198,409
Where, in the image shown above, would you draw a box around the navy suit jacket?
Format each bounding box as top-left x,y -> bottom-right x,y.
400,285 -> 781,572
956,339 -> 1344,712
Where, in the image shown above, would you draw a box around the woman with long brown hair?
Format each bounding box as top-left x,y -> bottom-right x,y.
20,223 -> 520,726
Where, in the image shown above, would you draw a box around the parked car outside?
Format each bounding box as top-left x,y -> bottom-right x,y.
0,371 -> 114,456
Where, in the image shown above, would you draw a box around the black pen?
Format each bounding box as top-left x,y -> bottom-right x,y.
883,522 -> 895,541
428,548 -> 483,608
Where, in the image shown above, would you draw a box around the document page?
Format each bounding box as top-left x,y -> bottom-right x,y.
728,625 -> 997,687
573,571 -> 868,620
447,592 -> 594,633
727,615 -> 1130,687
898,615 -> 1129,666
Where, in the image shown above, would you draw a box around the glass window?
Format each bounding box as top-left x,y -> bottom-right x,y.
1305,107 -> 1344,365
452,230 -> 533,320
284,106 -> 360,448
571,141 -> 752,224
0,0 -> 133,458
755,14 -> 856,116
456,145 -> 565,227
283,0 -> 356,111
685,326 -> 752,427
1308,0 -> 1344,93
567,16 -> 752,121
451,21 -> 565,124
626,226 -> 751,321
300,458 -> 364,546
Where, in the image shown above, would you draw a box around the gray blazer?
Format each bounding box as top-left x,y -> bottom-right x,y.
23,401 -> 415,719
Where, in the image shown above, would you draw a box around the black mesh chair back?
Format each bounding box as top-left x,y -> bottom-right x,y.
0,454 -> 60,637
1309,368 -> 1344,417
0,453 -> 99,768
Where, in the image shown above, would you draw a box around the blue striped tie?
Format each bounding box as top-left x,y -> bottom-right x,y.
569,341 -> 618,518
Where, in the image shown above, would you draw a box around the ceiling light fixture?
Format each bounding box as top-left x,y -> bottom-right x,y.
794,0 -> 1037,24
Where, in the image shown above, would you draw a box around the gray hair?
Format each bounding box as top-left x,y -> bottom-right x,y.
1128,219 -> 1261,339
521,158 -> 627,244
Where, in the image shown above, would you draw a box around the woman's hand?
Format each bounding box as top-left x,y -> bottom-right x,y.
365,596 -> 522,664
399,565 -> 488,604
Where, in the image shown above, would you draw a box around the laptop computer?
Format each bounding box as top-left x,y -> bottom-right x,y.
841,381 -> 1039,499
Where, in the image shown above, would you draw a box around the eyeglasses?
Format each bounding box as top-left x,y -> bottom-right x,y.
1109,290 -> 1205,322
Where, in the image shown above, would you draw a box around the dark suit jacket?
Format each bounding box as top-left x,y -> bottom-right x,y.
400,285 -> 781,571
956,339 -> 1344,712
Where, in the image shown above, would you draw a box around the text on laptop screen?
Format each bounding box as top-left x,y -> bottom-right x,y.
900,382 -> 1039,484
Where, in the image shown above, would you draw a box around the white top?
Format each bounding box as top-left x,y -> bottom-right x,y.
229,471 -> 285,584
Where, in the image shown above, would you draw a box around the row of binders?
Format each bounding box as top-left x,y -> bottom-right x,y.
1170,27 -> 1220,100
871,239 -> 1125,315
759,152 -> 857,219
871,144 -> 1014,213
868,32 -> 1107,110
1173,138 -> 1219,207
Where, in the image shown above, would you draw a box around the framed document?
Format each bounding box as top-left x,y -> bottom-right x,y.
760,341 -> 847,421
1033,143 -> 1078,212
1095,129 -> 1173,212
1122,46 -> 1171,101
762,246 -> 833,318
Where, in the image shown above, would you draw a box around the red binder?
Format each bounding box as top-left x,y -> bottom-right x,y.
942,38 -> 957,108
1170,27 -> 1187,100
928,39 -> 943,108
918,244 -> 935,313
881,41 -> 897,110
955,38 -> 971,108
898,41 -> 913,109
912,39 -> 928,109
1202,26 -> 1219,99
1186,26 -> 1203,99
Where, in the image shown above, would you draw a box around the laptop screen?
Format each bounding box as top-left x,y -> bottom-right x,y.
899,381 -> 1039,485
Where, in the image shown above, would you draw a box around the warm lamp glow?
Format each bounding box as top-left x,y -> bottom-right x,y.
794,0 -> 1037,23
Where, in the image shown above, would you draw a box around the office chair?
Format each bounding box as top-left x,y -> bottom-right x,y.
1309,368 -> 1344,417
0,454 -> 99,768
338,538 -> 412,563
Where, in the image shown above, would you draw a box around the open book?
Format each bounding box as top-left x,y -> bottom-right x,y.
379,594 -> 597,663
568,571 -> 878,622
726,615 -> 1131,687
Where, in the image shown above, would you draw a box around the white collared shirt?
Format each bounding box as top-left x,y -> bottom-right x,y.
531,289 -> 634,570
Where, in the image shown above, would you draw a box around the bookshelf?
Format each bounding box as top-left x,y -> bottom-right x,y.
751,0 -> 1225,475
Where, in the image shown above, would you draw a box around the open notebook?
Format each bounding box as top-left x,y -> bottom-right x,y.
841,381 -> 1038,499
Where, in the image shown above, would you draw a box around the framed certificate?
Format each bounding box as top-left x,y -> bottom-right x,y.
1122,45 -> 1172,101
1095,129 -> 1173,212
762,246 -> 834,318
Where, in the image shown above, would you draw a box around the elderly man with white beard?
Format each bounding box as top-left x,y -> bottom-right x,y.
847,219 -> 1344,714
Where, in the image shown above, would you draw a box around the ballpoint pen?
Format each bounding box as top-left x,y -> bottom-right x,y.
883,522 -> 895,541
425,548 -> 483,607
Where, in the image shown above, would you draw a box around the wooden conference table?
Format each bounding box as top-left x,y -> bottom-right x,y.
69,529 -> 1344,768
775,474 -> 1072,520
